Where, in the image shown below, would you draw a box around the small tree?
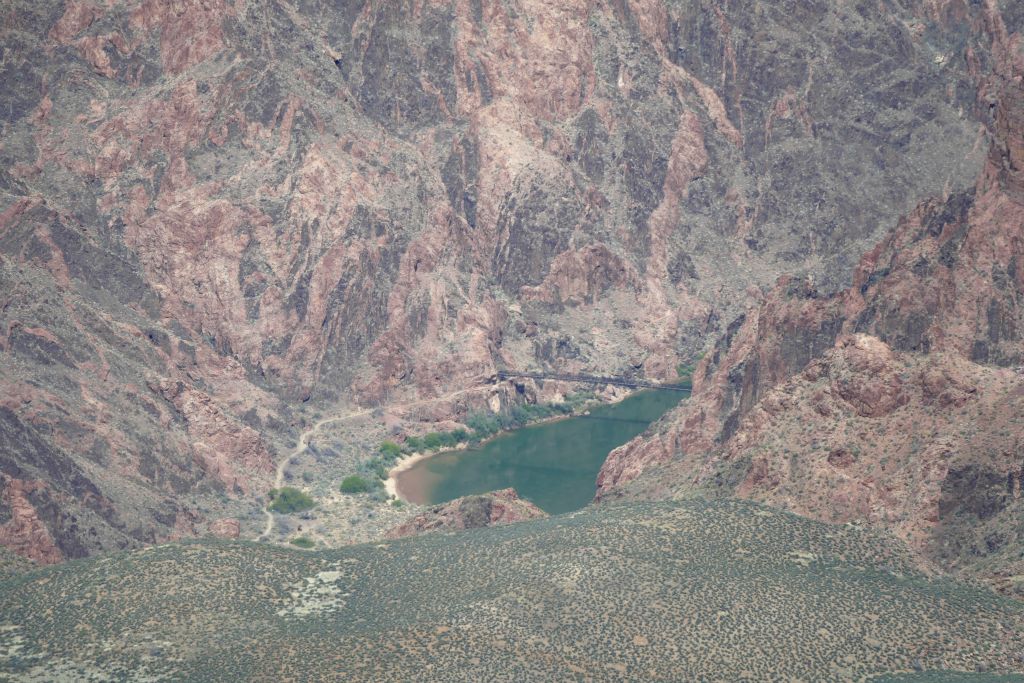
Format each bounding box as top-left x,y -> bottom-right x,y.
676,363 -> 695,380
466,411 -> 500,438
340,475 -> 372,494
268,487 -> 315,514
379,441 -> 402,459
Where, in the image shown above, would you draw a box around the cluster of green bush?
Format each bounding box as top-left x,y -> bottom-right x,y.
403,428 -> 470,453
267,487 -> 315,514
676,363 -> 695,380
398,392 -> 599,453
289,536 -> 315,549
339,475 -> 373,494
365,440 -> 408,481
338,471 -> 385,496
459,402 -> 572,440
338,441 -> 399,497
676,353 -> 704,384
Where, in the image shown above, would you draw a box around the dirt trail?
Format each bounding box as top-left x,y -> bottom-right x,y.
257,382 -> 490,541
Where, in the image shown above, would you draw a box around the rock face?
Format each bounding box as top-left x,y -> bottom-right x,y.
598,0 -> 1024,596
0,0 -> 1016,562
385,488 -> 546,539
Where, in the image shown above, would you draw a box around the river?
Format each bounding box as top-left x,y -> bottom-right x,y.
393,389 -> 685,515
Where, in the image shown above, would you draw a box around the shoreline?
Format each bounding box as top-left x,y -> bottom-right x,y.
384,443 -> 470,501
383,451 -> 429,500
385,386 -> 637,504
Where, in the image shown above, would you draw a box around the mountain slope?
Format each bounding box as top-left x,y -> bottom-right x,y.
0,0 -> 1003,559
2,499 -> 1023,681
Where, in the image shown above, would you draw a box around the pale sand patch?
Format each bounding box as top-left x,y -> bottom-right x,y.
384,451 -> 432,500
385,442 -> 472,500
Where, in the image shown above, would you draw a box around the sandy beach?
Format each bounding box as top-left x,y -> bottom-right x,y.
384,450 -> 434,500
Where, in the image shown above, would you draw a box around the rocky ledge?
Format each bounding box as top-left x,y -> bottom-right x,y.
386,488 -> 547,539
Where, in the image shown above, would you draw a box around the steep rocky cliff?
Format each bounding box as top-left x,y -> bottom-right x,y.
600,0 -> 1024,596
0,0 -> 1013,561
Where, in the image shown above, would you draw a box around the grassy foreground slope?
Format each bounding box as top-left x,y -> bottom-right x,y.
1,500 -> 1022,682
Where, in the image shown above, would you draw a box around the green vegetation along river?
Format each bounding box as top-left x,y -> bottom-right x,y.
394,390 -> 685,514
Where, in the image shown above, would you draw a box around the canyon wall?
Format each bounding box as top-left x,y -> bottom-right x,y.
0,0 -> 1006,560
600,0 -> 1024,595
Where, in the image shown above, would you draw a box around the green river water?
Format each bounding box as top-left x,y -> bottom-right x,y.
394,389 -> 685,515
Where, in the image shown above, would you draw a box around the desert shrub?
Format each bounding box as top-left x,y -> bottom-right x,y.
368,459 -> 390,480
424,430 -> 471,451
676,353 -> 704,383
562,391 -> 597,411
403,436 -> 423,453
379,441 -> 402,459
268,487 -> 315,514
498,412 -> 518,430
465,402 -> 572,440
509,405 -> 529,427
290,536 -> 314,549
340,475 -> 372,494
516,403 -> 561,424
465,412 -> 501,438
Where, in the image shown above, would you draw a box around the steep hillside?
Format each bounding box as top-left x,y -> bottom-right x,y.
2,499 -> 1023,680
599,0 -> 1024,596
0,0 -> 1007,560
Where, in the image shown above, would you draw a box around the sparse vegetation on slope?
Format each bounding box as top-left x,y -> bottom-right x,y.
1,500 -> 1021,681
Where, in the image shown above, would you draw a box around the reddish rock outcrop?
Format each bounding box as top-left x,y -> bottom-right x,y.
0,478 -> 63,565
386,489 -> 546,539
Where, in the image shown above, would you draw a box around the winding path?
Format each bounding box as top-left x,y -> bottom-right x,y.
257,382 -> 489,542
